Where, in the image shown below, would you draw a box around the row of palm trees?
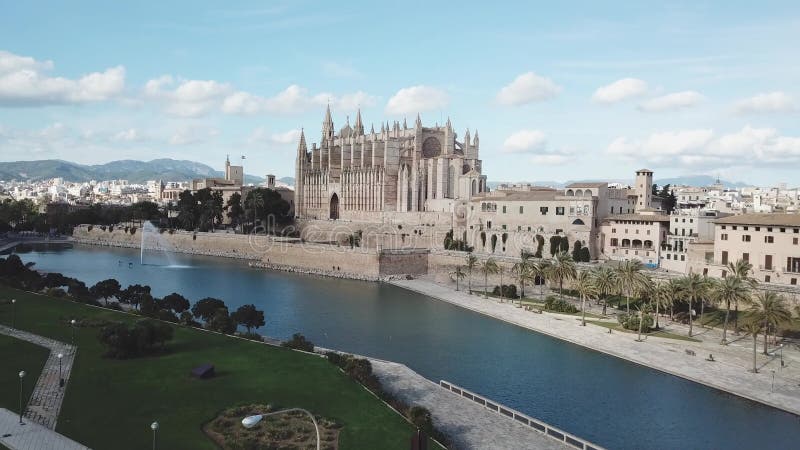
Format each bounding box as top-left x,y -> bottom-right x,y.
452,252 -> 798,371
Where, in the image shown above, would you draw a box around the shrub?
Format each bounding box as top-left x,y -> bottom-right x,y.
618,312 -> 654,332
129,226 -> 137,235
282,333 -> 314,352
97,320 -> 174,358
492,284 -> 518,298
544,296 -> 579,313
238,332 -> 264,342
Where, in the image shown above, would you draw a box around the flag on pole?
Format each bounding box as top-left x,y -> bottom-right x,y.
241,155 -> 246,160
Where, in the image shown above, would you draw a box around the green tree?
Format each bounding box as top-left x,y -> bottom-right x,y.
191,297 -> 228,322
573,270 -> 597,326
592,266 -> 618,315
711,276 -> 751,344
207,308 -> 236,334
727,259 -> 757,332
465,253 -> 478,294
176,190 -> 197,231
90,278 -> 121,307
678,273 -> 710,337
119,284 -> 152,310
749,291 -> 792,355
231,304 -> 266,333
615,260 -> 649,314
740,320 -> 763,373
549,252 -> 577,299
452,265 -> 466,291
530,260 -> 551,300
511,260 -> 533,301
225,192 -> 245,231
161,292 -> 190,314
480,258 -> 499,299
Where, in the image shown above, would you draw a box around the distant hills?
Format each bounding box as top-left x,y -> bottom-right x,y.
0,159 -> 266,184
489,175 -> 750,189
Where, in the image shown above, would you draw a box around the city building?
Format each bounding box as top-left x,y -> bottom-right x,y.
600,210 -> 670,266
660,209 -> 730,273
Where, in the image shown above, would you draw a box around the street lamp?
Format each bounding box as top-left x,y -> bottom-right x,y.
18,370 -> 25,425
70,319 -> 76,347
779,344 -> 784,368
11,298 -> 16,328
57,353 -> 64,387
151,421 -> 159,450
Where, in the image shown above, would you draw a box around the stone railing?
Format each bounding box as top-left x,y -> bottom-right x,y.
439,380 -> 606,450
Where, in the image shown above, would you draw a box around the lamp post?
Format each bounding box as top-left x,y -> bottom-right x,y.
151,421 -> 159,450
70,319 -> 76,347
18,371 -> 25,425
780,344 -> 784,368
58,353 -> 64,387
11,298 -> 16,328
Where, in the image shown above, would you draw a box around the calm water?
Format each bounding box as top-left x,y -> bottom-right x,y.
11,244 -> 800,449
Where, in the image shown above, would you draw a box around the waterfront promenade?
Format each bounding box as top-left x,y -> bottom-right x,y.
390,278 -> 800,416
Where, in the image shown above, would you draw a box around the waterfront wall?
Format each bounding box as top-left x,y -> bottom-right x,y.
73,225 -> 429,280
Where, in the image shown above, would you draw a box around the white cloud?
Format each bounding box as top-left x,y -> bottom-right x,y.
530,154 -> 572,165
502,130 -> 547,153
169,126 -> 220,145
112,128 -> 143,142
221,85 -> 376,115
734,92 -> 796,114
246,127 -> 301,145
145,76 -> 233,117
592,78 -> 648,103
385,86 -> 449,115
0,50 -> 125,106
606,126 -> 800,167
638,91 -> 704,112
496,72 -> 561,106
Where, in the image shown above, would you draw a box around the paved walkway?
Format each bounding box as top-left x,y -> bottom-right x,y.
371,359 -> 568,450
0,408 -> 88,450
390,278 -> 800,416
0,325 -> 76,429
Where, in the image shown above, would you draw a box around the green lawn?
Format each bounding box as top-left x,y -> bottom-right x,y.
586,320 -> 701,342
0,334 -> 50,416
0,286 -> 438,450
518,300 -> 604,319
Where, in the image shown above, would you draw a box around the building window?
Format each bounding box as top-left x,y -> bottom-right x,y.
502,205 -> 507,213
527,226 -> 531,231
703,268 -> 708,275
721,225 -> 726,229
765,275 -> 770,283
780,228 -> 786,232
791,278 -> 797,286
556,206 -> 565,215
610,238 -> 619,246
722,270 -> 727,278
519,206 -> 524,214
742,235 -> 751,242
721,233 -> 728,240
502,224 -> 507,230
487,221 -> 492,229
540,207 -> 549,215
743,226 -> 749,231
721,251 -> 728,265
767,227 -> 773,232
794,237 -> 798,245
667,254 -> 671,260
680,255 -> 685,261
612,228 -> 616,233
765,236 -> 774,243
742,252 -> 749,262
732,226 -> 738,230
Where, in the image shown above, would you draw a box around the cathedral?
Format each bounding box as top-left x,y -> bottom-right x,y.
294,106 -> 487,221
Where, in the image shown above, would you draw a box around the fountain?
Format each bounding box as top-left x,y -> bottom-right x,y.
140,221 -> 180,267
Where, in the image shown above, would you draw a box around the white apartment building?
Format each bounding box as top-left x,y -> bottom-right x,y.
660,209 -> 729,273
600,210 -> 670,267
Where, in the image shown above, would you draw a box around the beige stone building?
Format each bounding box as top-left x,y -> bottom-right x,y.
660,209 -> 729,273
600,211 -> 670,266
687,214 -> 800,286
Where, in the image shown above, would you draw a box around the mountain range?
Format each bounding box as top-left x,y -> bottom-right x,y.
0,159 -> 271,185
0,158 -> 750,189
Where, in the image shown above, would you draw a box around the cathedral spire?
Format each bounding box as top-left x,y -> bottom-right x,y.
464,128 -> 470,145
297,128 -> 307,156
403,117 -> 408,129
415,113 -> 422,128
322,104 -> 334,142
446,116 -> 452,131
354,108 -> 364,135
473,130 -> 479,145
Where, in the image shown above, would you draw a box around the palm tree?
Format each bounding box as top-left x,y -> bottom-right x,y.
727,259 -> 757,332
664,278 -> 682,321
549,252 -> 577,299
465,253 -> 478,295
480,258 -> 499,299
452,266 -> 466,291
652,282 -> 670,330
711,276 -> 751,344
679,273 -> 709,337
615,260 -> 648,314
248,192 -> 264,233
498,263 -> 506,302
749,291 -> 792,355
530,260 -> 551,300
634,303 -> 653,342
740,320 -> 763,373
592,266 -> 617,316
511,261 -> 532,301
573,270 -> 598,326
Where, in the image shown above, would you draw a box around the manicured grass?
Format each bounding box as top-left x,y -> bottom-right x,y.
0,334 -> 50,416
0,286 -> 438,450
587,320 -> 701,342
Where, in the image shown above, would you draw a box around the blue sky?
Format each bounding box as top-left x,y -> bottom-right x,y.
1,0 -> 799,185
